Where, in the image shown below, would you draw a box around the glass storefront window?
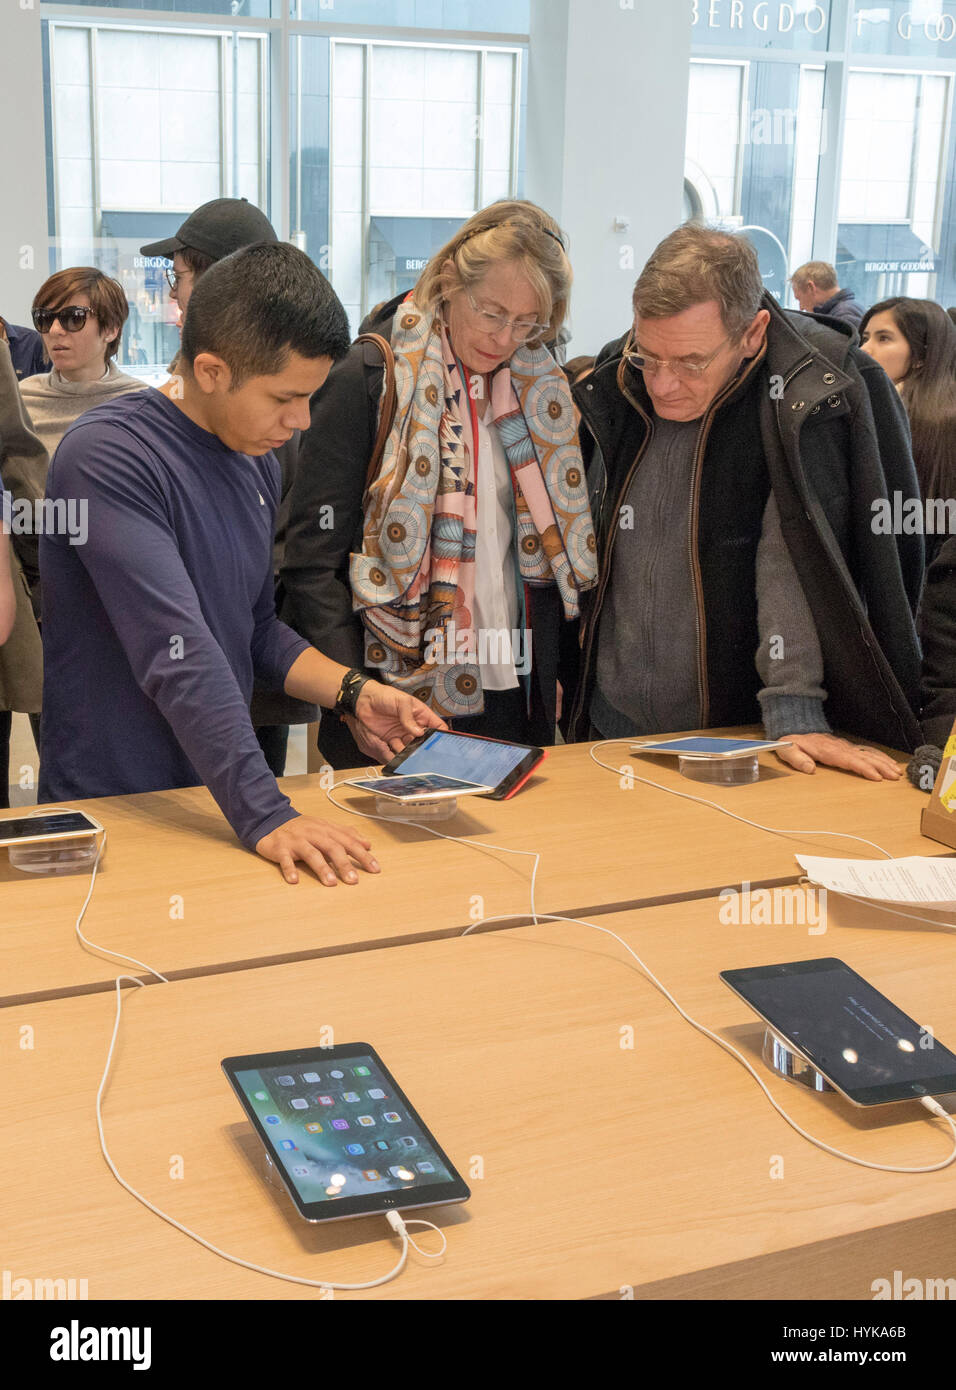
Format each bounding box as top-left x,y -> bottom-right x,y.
44,0 -> 275,14
321,37 -> 522,334
690,0 -> 833,52
46,20 -> 271,374
690,2 -> 956,314
290,34 -> 331,277
837,69 -> 950,305
852,1 -> 956,58
685,58 -> 816,300
293,1 -> 529,31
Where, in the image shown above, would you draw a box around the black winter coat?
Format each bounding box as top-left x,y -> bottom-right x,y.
919,535 -> 956,748
567,294 -> 924,751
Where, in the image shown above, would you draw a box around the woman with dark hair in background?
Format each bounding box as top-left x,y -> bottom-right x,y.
860,298 -> 956,553
862,300 -> 956,746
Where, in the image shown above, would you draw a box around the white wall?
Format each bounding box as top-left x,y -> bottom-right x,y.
526,0 -> 692,355
0,3 -> 49,325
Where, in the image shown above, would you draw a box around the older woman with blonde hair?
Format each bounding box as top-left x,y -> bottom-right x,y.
282,200 -> 597,767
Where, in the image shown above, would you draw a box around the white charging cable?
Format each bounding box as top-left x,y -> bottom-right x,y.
72,830 -> 447,1294
330,766 -> 956,1174
72,739 -> 956,1287
327,776 -> 543,922
588,739 -> 896,859
460,910 -> 956,1174
591,740 -> 956,931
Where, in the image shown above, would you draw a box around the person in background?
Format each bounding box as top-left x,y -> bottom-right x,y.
0,314 -> 45,382
860,297 -> 956,564
0,529 -> 14,646
790,261 -> 864,330
141,196 -> 307,778
0,341 -> 44,807
39,243 -> 445,885
20,268 -> 145,463
567,224 -> 923,776
919,538 -> 956,749
282,200 -> 597,769
564,354 -> 595,387
947,307 -> 956,329
141,196 -> 278,344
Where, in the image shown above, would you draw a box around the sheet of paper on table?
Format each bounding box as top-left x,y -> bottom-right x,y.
796,855 -> 956,910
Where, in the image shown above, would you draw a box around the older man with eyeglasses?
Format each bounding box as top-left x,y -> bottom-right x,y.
565,223 -> 924,778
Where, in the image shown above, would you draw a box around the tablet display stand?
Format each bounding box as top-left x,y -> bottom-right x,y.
762,1029 -> 834,1093
678,753 -> 760,786
7,836 -> 99,876
373,795 -> 459,822
261,1152 -> 288,1193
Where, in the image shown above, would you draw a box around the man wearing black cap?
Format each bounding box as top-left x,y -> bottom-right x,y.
141,196 -> 278,325
142,197 -> 310,776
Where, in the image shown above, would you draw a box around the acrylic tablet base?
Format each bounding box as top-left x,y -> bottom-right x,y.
762,1029 -> 834,1093
261,1152 -> 292,1196
7,835 -> 99,876
373,795 -> 459,822
678,753 -> 760,786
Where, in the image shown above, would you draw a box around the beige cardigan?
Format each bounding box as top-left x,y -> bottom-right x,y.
0,342 -> 45,713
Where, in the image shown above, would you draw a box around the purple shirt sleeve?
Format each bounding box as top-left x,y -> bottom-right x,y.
250,562 -> 310,692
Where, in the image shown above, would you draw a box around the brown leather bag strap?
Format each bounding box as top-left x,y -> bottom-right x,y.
355,332 -> 398,506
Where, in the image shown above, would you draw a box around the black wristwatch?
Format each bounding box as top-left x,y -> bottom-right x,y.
333,668 -> 371,719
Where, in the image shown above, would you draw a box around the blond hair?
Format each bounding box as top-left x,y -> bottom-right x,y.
633,223 -> 765,339
791,260 -> 838,292
414,200 -> 571,344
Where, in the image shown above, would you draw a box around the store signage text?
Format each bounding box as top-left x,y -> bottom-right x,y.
690,1 -> 828,33
691,2 -> 956,43
883,11 -> 956,42
864,260 -> 938,273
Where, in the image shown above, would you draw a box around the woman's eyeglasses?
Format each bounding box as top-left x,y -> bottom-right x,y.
464,291 -> 551,344
31,306 -> 97,334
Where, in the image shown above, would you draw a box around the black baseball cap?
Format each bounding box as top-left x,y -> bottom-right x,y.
140,197 -> 278,262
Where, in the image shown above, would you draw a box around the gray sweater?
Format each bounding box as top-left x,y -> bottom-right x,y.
592,414 -> 830,740
19,363 -> 146,466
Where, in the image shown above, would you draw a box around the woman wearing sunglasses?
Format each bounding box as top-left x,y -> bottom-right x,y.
20,268 -> 145,462
281,200 -> 598,767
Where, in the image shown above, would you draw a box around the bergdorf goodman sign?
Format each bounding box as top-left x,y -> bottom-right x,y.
691,2 -> 956,43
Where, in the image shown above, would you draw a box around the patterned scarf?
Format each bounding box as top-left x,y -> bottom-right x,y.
350,300 -> 597,718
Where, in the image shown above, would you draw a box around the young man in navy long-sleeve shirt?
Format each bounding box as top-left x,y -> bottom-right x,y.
39,243 -> 445,886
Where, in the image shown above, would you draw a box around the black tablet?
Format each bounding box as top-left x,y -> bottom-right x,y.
222,1044 -> 471,1223
383,729 -> 545,800
720,957 -> 956,1106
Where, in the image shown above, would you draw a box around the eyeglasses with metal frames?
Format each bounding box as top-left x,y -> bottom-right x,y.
622,334 -> 733,381
463,290 -> 551,343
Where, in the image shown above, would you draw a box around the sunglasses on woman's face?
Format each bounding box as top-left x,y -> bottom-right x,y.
31,306 -> 97,334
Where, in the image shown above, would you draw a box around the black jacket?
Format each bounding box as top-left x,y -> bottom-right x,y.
814,289 -> 864,331
249,429 -> 317,728
567,294 -> 924,751
919,535 -> 956,748
280,295 -> 576,766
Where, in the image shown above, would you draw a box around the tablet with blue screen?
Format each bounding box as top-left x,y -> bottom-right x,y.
632,737 -> 791,758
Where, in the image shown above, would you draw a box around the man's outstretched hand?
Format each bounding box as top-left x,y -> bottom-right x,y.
346,682 -> 448,764
775,732 -> 902,782
256,814 -> 380,886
